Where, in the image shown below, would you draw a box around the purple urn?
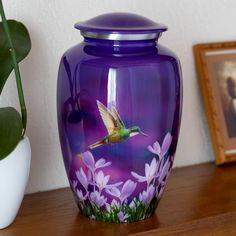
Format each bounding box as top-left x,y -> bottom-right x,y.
57,13 -> 182,223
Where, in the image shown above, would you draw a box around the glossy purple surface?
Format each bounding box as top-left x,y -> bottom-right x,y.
57,13 -> 182,223
75,12 -> 167,33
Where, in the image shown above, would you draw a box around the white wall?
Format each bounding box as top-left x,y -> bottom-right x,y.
1,0 -> 235,193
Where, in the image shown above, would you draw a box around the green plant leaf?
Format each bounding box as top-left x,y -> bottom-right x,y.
0,19 -> 31,94
0,107 -> 23,160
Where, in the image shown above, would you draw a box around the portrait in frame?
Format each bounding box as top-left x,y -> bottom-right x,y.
194,42 -> 236,164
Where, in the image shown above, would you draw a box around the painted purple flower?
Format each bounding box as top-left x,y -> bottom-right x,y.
156,157 -> 172,198
157,185 -> 165,199
156,155 -> 172,184
94,170 -> 123,193
107,181 -> 123,189
111,199 -> 120,208
148,133 -> 172,158
139,185 -> 155,205
95,158 -> 111,169
131,158 -> 158,186
76,167 -> 90,190
105,203 -> 111,212
69,179 -> 78,192
77,189 -> 88,201
82,151 -> 111,171
106,179 -> 137,203
129,200 -> 136,209
90,191 -> 107,207
95,170 -> 110,192
117,211 -> 129,222
106,198 -> 121,213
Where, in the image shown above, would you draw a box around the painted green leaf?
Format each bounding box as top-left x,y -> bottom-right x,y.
0,20 -> 31,94
0,107 -> 23,160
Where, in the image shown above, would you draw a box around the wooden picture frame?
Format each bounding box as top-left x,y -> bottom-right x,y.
194,41 -> 236,165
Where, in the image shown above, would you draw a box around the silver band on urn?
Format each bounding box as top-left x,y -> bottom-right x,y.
81,31 -> 161,41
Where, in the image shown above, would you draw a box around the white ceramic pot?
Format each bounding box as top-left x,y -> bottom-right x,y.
0,136 -> 31,229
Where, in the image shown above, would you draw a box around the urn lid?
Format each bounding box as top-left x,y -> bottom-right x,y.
75,12 -> 167,40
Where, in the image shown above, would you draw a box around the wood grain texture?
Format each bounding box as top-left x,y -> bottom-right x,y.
1,162 -> 236,236
130,212 -> 236,236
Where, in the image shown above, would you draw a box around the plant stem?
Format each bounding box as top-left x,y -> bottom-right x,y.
0,0 -> 27,136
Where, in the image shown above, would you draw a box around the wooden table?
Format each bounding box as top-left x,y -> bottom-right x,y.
1,162 -> 236,236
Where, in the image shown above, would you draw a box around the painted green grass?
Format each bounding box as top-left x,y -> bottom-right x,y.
77,197 -> 160,223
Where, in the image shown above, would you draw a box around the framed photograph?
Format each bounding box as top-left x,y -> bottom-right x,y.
194,41 -> 236,165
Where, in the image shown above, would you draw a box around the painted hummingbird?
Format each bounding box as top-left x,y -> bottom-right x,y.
89,100 -> 147,149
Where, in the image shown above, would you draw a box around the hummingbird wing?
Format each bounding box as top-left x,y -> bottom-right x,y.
111,107 -> 125,129
97,100 -> 118,134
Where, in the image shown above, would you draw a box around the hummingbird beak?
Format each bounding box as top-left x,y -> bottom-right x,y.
140,132 -> 148,137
